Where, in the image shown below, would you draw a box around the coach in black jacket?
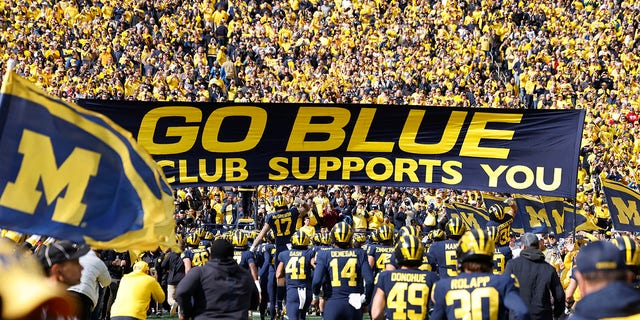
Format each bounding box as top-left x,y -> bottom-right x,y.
176,239 -> 259,320
505,233 -> 565,320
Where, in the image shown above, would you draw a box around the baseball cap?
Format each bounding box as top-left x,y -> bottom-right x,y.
576,241 -> 625,273
38,240 -> 90,269
520,233 -> 539,248
210,239 -> 234,259
0,239 -> 75,319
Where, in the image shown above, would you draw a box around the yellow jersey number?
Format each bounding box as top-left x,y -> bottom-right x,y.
285,256 -> 307,280
274,217 -> 293,236
376,253 -> 391,270
445,287 -> 500,320
497,225 -> 510,246
192,250 -> 209,267
387,282 -> 429,320
445,249 -> 459,277
493,253 -> 506,275
330,257 -> 358,287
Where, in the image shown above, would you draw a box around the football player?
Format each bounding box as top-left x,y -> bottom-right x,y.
431,229 -> 530,320
251,193 -> 310,260
310,232 -> 332,316
371,235 -> 439,320
427,218 -> 466,278
257,231 -> 275,320
312,222 -> 374,320
250,193 -> 310,318
201,230 -> 215,249
182,233 -> 209,273
368,225 -> 395,277
611,235 -> 640,290
386,225 -> 437,272
486,199 -> 517,248
232,230 -> 259,282
276,231 -> 316,320
353,233 -> 368,250
486,225 -> 513,274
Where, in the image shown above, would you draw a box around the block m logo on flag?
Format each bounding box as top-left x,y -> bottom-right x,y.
0,130 -> 101,226
601,179 -> 640,232
0,72 -> 178,251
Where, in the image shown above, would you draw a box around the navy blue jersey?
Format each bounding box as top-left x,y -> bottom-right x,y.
375,269 -> 439,320
432,272 -> 530,320
278,249 -> 315,289
312,247 -> 374,301
256,242 -> 274,277
233,249 -> 255,270
260,244 -> 277,273
427,239 -> 459,278
200,239 -> 212,249
367,244 -> 394,274
266,207 -> 301,246
492,245 -> 513,275
182,247 -> 209,267
486,217 -> 513,246
312,244 -> 333,256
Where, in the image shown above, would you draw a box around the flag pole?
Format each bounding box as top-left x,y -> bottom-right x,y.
573,197 -> 578,243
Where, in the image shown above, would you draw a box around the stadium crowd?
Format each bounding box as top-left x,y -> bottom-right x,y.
1,0 -> 640,318
1,0 -> 640,190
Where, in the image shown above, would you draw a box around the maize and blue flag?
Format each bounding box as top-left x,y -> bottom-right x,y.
512,195 -> 567,235
451,202 -> 490,230
601,179 -> 640,233
0,72 -> 178,251
482,192 -> 597,235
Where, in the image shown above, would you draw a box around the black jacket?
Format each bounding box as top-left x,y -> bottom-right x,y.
504,247 -> 565,320
176,258 -> 259,320
161,251 -> 185,285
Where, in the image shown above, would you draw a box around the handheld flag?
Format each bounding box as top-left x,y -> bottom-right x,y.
452,202 -> 490,230
601,179 -> 640,232
0,72 -> 178,251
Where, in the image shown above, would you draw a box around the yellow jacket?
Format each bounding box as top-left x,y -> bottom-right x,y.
110,262 -> 165,319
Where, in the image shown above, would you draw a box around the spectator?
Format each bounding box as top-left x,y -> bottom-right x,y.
176,239 -> 259,319
504,233 -> 565,320
393,205 -> 407,231
38,240 -> 89,288
97,250 -> 130,320
571,241 -> 640,319
68,249 -> 112,320
109,261 -> 166,320
0,239 -> 77,319
160,246 -> 186,317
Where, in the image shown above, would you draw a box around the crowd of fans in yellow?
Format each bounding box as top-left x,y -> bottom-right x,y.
2,0 -> 640,190
1,0 -> 640,318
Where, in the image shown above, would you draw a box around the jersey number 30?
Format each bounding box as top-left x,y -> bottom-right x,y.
445,287 -> 499,320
